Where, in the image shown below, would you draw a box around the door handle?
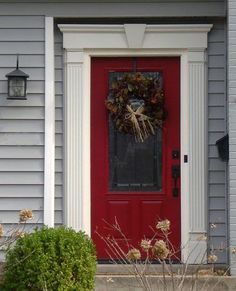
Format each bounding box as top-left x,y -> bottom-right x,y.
172,165 -> 180,197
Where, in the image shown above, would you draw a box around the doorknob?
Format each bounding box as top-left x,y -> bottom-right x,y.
172,165 -> 180,197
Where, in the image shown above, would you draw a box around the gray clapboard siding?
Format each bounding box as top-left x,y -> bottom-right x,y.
0,107 -> 44,119
0,16 -> 45,228
0,42 -> 44,54
0,29 -> 44,41
208,18 -> 228,263
0,185 -> 43,197
0,94 -> 45,107
54,25 -> 64,225
0,2 -> 225,17
0,16 -> 44,28
0,146 -> 44,158
0,120 -> 44,132
208,20 -> 227,264
0,133 -> 44,145
0,55 -> 44,67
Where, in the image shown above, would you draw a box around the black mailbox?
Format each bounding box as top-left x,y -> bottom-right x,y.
216,134 -> 229,162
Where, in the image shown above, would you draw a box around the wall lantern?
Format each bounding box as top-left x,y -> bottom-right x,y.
5,56 -> 29,100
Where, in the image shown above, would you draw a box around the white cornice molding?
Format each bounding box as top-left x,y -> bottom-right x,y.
58,24 -> 213,33
58,24 -> 213,50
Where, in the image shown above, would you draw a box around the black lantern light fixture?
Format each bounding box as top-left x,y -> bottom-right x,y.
5,55 -> 29,100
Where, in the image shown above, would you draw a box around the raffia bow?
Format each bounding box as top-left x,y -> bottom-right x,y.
125,105 -> 155,142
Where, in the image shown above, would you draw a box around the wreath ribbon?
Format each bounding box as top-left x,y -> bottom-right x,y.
125,105 -> 155,142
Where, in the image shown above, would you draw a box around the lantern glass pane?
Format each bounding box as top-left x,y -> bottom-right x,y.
9,77 -> 25,97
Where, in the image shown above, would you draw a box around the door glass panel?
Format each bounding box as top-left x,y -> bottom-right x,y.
108,72 -> 163,192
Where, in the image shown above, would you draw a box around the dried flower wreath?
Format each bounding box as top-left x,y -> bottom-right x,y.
105,72 -> 167,142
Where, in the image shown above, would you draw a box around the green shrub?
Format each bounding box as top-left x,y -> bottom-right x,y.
2,226 -> 97,291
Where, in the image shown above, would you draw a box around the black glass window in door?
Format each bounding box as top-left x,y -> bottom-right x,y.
108,72 -> 163,192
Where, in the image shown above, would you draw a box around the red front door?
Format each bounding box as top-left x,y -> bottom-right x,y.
91,57 -> 180,259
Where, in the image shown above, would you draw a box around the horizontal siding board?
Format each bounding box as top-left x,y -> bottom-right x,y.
55,160 -> 62,172
0,197 -> 62,211
55,173 -> 63,185
209,158 -> 226,171
0,172 -> 43,185
209,197 -> 225,210
208,81 -> 225,94
209,184 -> 226,197
0,198 -> 43,210
0,146 -> 44,158
0,16 -> 44,28
208,145 -> 219,158
55,82 -> 63,95
0,55 -> 44,67
0,159 -> 44,172
208,42 -> 225,55
0,211 -> 43,224
208,119 -> 225,132
209,210 -> 226,223
208,106 -> 225,119
0,94 -> 45,107
0,120 -> 44,133
56,186 -> 62,197
55,109 -> 62,121
0,185 -> 43,197
55,95 -> 63,108
209,171 -> 226,184
0,146 -> 62,159
0,185 -> 62,198
55,56 -> 62,68
208,55 -> 225,68
0,133 -> 44,145
0,107 -> 44,119
0,28 -> 44,41
0,42 -> 44,54
209,223 -> 227,236
55,69 -> 62,82
208,28 -> 225,43
208,93 -> 225,106
0,3 -> 226,17
208,68 -> 225,81
55,43 -> 63,56
56,122 -> 62,134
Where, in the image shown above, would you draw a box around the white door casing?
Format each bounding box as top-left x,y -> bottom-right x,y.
58,24 -> 212,263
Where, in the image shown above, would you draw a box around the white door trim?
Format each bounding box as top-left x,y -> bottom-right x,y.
58,24 -> 212,263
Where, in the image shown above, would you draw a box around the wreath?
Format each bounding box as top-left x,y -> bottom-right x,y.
105,72 -> 167,142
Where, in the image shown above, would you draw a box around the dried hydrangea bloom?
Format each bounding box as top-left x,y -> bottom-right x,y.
127,248 -> 141,261
14,231 -> 25,238
208,254 -> 218,263
197,234 -> 207,241
156,219 -> 170,232
152,240 -> 169,260
210,223 -> 217,229
0,224 -> 3,237
140,239 -> 151,251
232,247 -> 236,254
19,209 -> 33,222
